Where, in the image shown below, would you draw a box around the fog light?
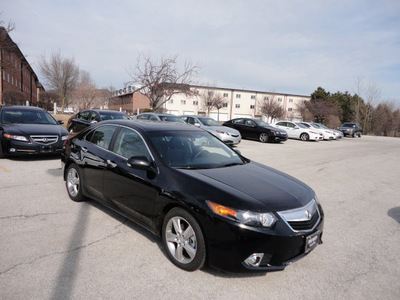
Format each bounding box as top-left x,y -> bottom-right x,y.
244,253 -> 264,267
10,148 -> 16,152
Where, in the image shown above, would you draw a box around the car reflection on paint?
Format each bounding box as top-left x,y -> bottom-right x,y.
62,120 -> 323,272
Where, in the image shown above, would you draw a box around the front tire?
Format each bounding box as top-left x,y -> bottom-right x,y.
300,133 -> 309,141
259,133 -> 269,143
162,207 -> 206,271
66,164 -> 85,202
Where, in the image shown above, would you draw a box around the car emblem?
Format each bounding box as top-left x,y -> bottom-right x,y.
43,138 -> 48,142
305,210 -> 312,220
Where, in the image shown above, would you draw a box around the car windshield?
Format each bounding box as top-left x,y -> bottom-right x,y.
99,112 -> 131,120
342,124 -> 355,128
148,130 -> 245,169
311,123 -> 321,128
199,118 -> 221,126
316,123 -> 329,129
159,116 -> 186,124
1,109 -> 58,125
253,119 -> 270,127
295,123 -> 308,129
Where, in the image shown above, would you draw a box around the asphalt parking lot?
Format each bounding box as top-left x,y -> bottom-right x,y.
1,136 -> 399,299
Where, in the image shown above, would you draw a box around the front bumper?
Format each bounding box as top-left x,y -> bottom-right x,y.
274,134 -> 288,142
203,208 -> 324,272
1,139 -> 64,156
218,134 -> 241,145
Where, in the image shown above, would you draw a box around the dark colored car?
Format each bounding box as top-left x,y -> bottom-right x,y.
62,120 -> 323,272
339,122 -> 362,137
67,109 -> 131,133
0,105 -> 69,158
134,113 -> 186,124
223,118 -> 288,143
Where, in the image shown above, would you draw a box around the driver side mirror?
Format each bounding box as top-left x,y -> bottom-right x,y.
294,125 -> 299,129
127,156 -> 157,176
58,120 -> 64,125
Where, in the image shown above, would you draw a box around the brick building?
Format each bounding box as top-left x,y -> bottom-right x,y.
0,27 -> 44,106
108,85 -> 150,115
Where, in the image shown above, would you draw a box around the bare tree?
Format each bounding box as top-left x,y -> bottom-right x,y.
363,81 -> 380,134
71,70 -> 98,110
199,88 -> 227,120
258,95 -> 284,122
38,91 -> 60,111
353,75 -> 364,123
305,99 -> 339,123
39,51 -> 80,112
127,54 -> 199,112
0,15 -> 16,105
213,92 -> 227,121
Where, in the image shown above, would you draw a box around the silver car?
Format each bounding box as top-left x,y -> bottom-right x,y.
180,115 -> 241,145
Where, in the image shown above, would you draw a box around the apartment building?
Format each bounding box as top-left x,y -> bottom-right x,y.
0,27 -> 44,106
163,85 -> 310,122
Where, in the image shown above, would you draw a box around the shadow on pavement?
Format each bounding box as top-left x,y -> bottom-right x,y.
388,207 -> 400,223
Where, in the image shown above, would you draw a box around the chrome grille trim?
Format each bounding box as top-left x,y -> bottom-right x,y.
30,135 -> 59,145
277,199 -> 321,233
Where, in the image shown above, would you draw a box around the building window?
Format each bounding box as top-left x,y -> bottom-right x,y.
193,100 -> 198,105
169,99 -> 174,104
236,94 -> 241,99
235,104 -> 240,108
2,70 -> 5,79
223,103 -> 228,107
223,93 -> 229,97
288,108 -> 293,111
181,100 -> 186,105
251,95 -> 256,99
264,96 -> 269,100
250,105 -> 255,109
278,97 -> 283,102
289,98 -> 293,103
7,73 -> 10,82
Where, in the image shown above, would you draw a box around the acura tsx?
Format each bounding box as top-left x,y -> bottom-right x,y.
61,120 -> 324,272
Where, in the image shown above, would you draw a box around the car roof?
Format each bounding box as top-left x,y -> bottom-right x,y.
82,109 -> 127,114
94,119 -> 198,132
1,105 -> 46,112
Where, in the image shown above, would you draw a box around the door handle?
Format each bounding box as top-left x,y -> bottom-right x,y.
81,147 -> 88,152
107,160 -> 117,168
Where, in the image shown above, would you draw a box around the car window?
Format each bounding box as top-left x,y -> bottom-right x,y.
89,111 -> 100,122
78,111 -> 90,120
85,125 -> 116,149
287,122 -> 295,128
149,115 -> 159,121
245,120 -> 255,127
112,127 -> 151,160
137,114 -> 149,120
187,117 -> 195,125
276,122 -> 285,126
232,119 -> 244,125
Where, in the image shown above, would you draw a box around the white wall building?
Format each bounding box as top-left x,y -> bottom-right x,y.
162,85 -> 310,122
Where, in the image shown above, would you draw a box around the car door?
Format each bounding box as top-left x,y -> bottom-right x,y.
74,125 -> 118,201
285,122 -> 298,139
229,119 -> 246,137
103,126 -> 159,229
243,119 -> 258,139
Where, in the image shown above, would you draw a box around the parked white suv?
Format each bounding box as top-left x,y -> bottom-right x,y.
274,121 -> 323,141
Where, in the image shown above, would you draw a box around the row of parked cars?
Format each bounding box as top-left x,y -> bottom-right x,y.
0,106 -> 363,158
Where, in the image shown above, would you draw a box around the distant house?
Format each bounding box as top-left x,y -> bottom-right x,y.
0,26 -> 44,106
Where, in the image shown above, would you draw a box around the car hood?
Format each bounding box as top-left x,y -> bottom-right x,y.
178,161 -> 314,212
1,123 -> 68,136
205,126 -> 240,135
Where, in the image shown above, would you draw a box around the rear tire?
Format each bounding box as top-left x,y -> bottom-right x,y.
259,133 -> 269,143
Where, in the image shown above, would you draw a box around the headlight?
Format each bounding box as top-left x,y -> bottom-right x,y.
61,135 -> 68,141
3,133 -> 29,142
206,201 -> 277,228
216,130 -> 229,136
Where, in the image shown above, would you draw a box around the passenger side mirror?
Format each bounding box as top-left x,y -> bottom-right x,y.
295,125 -> 299,129
194,123 -> 201,127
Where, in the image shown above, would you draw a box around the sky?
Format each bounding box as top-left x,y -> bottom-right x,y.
2,0 -> 400,104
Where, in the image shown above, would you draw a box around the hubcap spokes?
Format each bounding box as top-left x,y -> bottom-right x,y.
67,168 -> 79,197
166,217 -> 197,264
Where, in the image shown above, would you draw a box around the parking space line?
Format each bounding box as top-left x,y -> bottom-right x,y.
0,165 -> 10,173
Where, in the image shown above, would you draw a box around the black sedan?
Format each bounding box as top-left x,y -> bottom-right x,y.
67,109 -> 131,133
0,105 -> 69,158
223,118 -> 288,143
62,120 -> 323,272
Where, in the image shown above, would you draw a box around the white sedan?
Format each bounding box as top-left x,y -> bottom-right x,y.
274,121 -> 323,141
300,122 -> 336,140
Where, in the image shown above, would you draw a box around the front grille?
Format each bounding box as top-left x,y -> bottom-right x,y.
288,211 -> 319,231
277,199 -> 321,233
30,135 -> 58,145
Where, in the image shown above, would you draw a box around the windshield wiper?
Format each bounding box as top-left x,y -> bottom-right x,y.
220,162 -> 243,168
